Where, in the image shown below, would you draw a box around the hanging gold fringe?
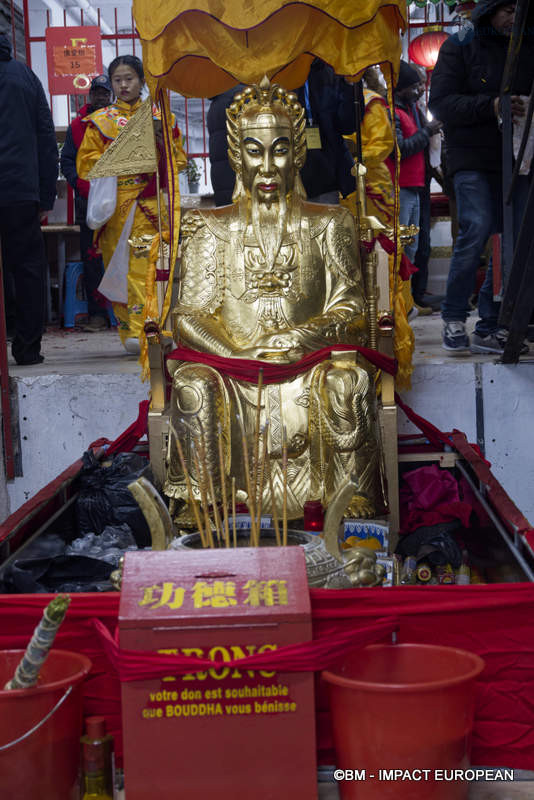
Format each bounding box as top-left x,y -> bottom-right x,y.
139,88 -> 185,382
139,230 -> 171,381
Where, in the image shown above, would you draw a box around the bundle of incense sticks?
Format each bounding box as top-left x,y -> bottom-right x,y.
5,595 -> 71,690
173,371 -> 287,547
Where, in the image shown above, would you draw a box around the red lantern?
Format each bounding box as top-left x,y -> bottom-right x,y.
408,27 -> 449,70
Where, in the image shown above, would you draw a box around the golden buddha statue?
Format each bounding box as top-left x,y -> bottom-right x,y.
164,78 -> 386,522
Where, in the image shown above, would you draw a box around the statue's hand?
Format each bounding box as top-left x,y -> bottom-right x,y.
254,333 -> 308,360
258,332 -> 301,349
236,346 -> 297,363
348,494 -> 375,519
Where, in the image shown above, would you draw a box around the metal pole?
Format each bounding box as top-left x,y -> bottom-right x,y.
498,0 -> 532,316
22,0 -> 31,67
0,242 -> 15,480
155,166 -> 168,327
455,462 -> 534,582
505,88 -> 534,204
353,82 -> 363,165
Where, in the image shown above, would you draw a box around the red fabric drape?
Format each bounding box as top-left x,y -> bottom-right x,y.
359,232 -> 416,279
166,344 -> 397,383
3,586 -> 534,769
399,253 -> 418,280
91,616 -> 398,681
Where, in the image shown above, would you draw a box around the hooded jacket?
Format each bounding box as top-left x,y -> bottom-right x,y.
429,0 -> 534,176
0,34 -> 58,209
207,85 -> 245,207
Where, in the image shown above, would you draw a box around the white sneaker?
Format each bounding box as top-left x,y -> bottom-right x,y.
123,337 -> 140,355
442,321 -> 469,354
470,329 -> 529,356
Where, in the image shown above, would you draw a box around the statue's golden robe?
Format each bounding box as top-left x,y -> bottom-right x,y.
165,197 -> 385,519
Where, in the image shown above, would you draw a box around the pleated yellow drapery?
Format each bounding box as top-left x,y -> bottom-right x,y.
340,89 -> 415,389
132,0 -> 406,97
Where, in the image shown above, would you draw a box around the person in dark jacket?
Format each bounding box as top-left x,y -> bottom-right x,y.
295,58 -> 357,202
207,84 -> 245,206
389,61 -> 442,316
0,32 -> 58,365
429,0 -> 534,354
207,59 -> 357,205
60,74 -> 112,331
411,65 -> 445,313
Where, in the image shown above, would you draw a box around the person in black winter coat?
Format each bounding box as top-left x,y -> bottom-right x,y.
207,60 -> 357,206
207,84 -> 245,207
0,32 -> 58,365
429,0 -> 534,355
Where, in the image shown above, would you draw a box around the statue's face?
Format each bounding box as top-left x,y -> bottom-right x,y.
240,118 -> 294,204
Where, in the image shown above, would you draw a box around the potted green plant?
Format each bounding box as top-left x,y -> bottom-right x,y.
186,158 -> 201,193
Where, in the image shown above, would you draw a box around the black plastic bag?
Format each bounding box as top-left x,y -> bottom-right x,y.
76,451 -> 153,546
2,555 -> 114,594
395,521 -> 463,569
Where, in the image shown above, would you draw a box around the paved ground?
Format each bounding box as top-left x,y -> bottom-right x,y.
410,311 -> 534,365
7,311 -> 534,380
7,326 -> 141,378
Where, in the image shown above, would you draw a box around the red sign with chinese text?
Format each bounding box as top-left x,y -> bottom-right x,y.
45,26 -> 103,95
119,549 -> 317,799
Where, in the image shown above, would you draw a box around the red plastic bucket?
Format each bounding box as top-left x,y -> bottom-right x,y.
322,643 -> 485,800
0,648 -> 92,800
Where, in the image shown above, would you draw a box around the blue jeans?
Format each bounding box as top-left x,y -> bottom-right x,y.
442,171 -> 502,333
399,188 -> 420,265
442,171 -> 531,334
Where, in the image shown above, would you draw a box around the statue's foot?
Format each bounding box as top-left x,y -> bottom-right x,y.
347,494 -> 375,519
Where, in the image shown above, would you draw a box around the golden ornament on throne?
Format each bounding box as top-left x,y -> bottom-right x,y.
164,77 -> 386,523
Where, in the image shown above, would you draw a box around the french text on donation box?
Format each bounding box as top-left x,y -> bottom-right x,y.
118,549 -> 317,800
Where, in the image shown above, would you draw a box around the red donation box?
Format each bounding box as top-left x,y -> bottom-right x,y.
119,549 -> 317,799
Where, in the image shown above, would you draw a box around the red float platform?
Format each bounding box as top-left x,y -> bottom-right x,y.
1,404 -> 534,773
2,582 -> 534,771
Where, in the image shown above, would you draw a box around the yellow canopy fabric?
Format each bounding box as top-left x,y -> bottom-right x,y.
133,0 -> 406,97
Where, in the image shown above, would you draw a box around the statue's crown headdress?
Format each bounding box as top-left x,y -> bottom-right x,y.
226,76 -> 306,174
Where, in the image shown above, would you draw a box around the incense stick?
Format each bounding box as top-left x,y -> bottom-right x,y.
217,423 -> 230,547
191,441 -> 214,548
207,469 -> 224,545
196,422 -> 223,545
236,413 -> 257,546
255,422 -> 269,545
282,425 -> 288,547
231,476 -> 237,549
266,456 -> 281,547
173,429 -> 207,548
253,368 -> 264,506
